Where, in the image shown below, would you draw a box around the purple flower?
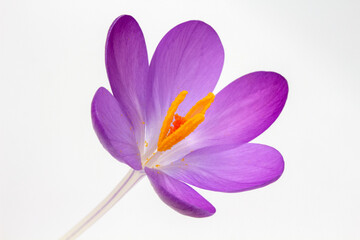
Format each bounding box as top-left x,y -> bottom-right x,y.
91,15 -> 288,218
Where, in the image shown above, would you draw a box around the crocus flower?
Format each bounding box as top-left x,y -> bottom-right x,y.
93,14 -> 288,216
62,14 -> 288,239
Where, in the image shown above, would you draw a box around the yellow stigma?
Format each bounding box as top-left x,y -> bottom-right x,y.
157,91 -> 215,152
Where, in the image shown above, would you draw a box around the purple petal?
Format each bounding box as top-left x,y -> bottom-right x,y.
145,20 -> 224,144
91,87 -> 142,170
105,15 -> 149,144
145,167 -> 216,217
192,71 -> 288,147
161,143 -> 284,192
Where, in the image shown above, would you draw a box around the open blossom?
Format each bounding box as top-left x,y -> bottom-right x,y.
91,15 -> 288,217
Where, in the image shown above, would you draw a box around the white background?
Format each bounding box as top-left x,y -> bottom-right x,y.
1,0 -> 359,239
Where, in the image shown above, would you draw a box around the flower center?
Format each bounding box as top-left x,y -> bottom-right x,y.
157,91 -> 215,151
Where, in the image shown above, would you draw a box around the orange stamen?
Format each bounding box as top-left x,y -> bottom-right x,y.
157,91 -> 215,152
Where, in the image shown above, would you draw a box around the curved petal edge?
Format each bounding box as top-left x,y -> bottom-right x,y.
145,167 -> 216,217
91,87 -> 142,170
192,71 -> 288,147
105,15 -> 149,146
161,143 -> 285,193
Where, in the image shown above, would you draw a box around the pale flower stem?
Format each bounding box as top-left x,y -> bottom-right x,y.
60,169 -> 144,240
